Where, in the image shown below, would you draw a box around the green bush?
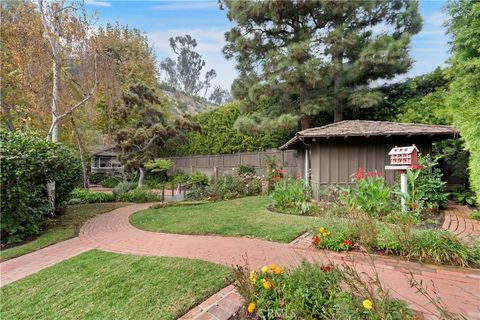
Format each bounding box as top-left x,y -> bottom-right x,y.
112,182 -> 137,195
238,164 -> 256,175
353,169 -> 394,218
69,188 -> 116,203
406,155 -> 448,213
116,188 -> 162,203
470,211 -> 480,221
185,185 -> 211,200
188,171 -> 209,187
88,172 -> 105,184
100,176 -> 121,188
171,171 -> 190,184
271,178 -> 313,214
211,174 -> 262,200
0,131 -> 81,243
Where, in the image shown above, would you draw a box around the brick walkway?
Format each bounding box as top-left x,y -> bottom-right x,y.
1,203 -> 479,319
0,238 -> 91,286
442,204 -> 480,243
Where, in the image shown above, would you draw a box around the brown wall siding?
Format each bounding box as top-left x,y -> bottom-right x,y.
310,137 -> 432,198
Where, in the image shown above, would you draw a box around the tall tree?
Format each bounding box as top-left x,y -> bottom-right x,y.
92,23 -> 159,137
209,86 -> 232,105
445,0 -> 480,203
159,34 -> 216,96
37,0 -> 98,205
223,0 -> 422,129
115,82 -> 198,187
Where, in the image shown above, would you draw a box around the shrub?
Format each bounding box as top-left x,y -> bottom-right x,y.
100,176 -> 121,188
406,155 -> 448,213
171,171 -> 190,185
116,188 -> 162,203
238,164 -> 256,175
188,171 -> 209,187
470,211 -> 480,221
235,262 -> 413,320
375,224 -> 403,254
352,168 -> 394,218
112,182 -> 137,195
69,188 -> 116,203
451,190 -> 476,206
185,185 -> 211,200
271,178 -> 313,214
0,131 -> 81,243
210,174 -> 262,200
88,172 -> 105,184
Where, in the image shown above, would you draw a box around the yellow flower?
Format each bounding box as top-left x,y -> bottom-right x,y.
269,263 -> 276,271
247,302 -> 256,313
319,227 -> 325,233
261,266 -> 268,273
362,299 -> 373,310
262,280 -> 272,290
249,271 -> 256,284
274,266 -> 282,275
327,231 -> 331,236
322,232 -> 328,237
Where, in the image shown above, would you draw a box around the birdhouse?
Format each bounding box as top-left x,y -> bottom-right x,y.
388,145 -> 419,166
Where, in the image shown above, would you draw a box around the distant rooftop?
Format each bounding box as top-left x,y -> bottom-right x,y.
280,120 -> 456,150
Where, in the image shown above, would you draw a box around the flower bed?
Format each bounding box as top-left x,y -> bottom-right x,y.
234,262 -> 414,319
311,221 -> 480,268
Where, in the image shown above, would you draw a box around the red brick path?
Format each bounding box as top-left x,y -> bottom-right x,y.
442,204 -> 480,243
1,203 -> 479,319
0,238 -> 91,286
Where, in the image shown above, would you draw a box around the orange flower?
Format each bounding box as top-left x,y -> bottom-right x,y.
262,280 -> 272,290
269,263 -> 276,271
274,266 -> 282,275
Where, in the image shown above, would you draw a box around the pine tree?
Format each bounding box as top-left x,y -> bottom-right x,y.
223,0 -> 422,128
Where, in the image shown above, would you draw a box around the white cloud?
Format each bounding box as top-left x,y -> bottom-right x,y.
148,28 -> 227,53
425,11 -> 447,27
150,1 -> 217,11
85,0 -> 111,7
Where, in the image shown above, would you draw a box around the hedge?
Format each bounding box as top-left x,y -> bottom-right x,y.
0,131 -> 81,243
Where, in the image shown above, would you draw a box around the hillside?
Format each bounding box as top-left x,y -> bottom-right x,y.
161,89 -> 219,116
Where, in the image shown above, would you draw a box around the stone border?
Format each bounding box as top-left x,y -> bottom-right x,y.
179,285 -> 244,320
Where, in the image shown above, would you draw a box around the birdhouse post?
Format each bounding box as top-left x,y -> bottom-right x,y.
385,145 -> 419,212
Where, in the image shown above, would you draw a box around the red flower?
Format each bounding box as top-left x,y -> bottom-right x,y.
320,265 -> 332,272
354,167 -> 365,180
312,236 -> 321,246
343,239 -> 353,246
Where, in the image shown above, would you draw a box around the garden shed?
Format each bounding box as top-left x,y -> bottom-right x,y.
279,120 -> 456,198
90,146 -> 124,173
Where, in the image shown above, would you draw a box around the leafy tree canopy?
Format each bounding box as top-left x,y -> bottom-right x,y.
165,99 -> 297,156
223,0 -> 422,130
444,0 -> 480,203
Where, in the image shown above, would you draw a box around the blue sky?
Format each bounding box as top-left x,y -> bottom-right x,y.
86,0 -> 451,91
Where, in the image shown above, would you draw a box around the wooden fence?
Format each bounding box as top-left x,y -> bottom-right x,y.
168,149 -> 302,178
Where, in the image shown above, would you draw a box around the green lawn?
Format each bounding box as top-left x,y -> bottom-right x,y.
0,203 -> 128,261
131,196 -> 320,242
0,250 -> 232,320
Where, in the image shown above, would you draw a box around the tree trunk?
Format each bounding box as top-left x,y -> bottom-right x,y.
300,114 -> 310,130
334,110 -> 343,122
138,167 -> 146,188
46,34 -> 60,212
71,118 -> 89,189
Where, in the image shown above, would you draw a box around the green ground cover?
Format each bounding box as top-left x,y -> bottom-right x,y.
131,196 -> 320,242
0,203 -> 127,261
0,250 -> 232,320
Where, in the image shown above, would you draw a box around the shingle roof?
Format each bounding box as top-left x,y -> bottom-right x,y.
279,120 -> 456,150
